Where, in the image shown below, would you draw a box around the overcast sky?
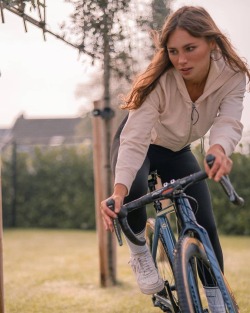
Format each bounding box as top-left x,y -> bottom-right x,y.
0,0 -> 250,133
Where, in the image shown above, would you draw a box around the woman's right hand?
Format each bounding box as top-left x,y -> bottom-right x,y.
100,183 -> 128,232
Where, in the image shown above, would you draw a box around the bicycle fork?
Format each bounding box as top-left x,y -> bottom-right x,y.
151,215 -> 180,312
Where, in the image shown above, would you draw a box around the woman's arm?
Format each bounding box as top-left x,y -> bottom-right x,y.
206,74 -> 246,181
209,74 -> 246,156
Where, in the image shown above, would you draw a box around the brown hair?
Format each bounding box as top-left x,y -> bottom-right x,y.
122,6 -> 250,110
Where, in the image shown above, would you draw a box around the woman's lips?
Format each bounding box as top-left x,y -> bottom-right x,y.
180,67 -> 192,75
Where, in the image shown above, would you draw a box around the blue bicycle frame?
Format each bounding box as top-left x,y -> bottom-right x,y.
150,194 -> 237,312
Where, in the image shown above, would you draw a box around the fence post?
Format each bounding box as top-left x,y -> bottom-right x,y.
92,100 -> 117,287
0,159 -> 5,313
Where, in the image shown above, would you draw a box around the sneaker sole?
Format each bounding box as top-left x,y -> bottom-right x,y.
139,279 -> 165,295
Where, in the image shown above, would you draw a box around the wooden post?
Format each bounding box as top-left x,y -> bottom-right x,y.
11,141 -> 17,227
0,159 -> 5,313
92,100 -> 117,287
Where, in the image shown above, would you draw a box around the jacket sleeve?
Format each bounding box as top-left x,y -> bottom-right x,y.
114,86 -> 162,194
209,73 -> 246,156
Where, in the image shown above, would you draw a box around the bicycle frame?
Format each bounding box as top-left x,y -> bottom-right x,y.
151,192 -> 237,312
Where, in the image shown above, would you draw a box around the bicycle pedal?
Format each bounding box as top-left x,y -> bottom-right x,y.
152,294 -> 174,312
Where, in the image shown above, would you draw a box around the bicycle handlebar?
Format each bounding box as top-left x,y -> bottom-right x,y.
107,154 -> 244,246
106,198 -> 146,246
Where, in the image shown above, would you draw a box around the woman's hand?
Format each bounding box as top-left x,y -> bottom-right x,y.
100,183 -> 128,232
205,144 -> 233,181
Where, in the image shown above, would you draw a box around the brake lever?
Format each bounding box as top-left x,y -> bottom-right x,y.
220,175 -> 245,206
206,154 -> 244,206
106,199 -> 123,246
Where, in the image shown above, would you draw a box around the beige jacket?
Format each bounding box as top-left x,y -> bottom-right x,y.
115,58 -> 246,193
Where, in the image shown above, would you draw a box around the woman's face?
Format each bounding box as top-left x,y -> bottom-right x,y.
167,28 -> 214,84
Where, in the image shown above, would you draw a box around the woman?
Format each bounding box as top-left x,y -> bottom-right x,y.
100,6 -> 249,312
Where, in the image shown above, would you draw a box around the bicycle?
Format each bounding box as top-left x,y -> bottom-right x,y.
107,154 -> 244,313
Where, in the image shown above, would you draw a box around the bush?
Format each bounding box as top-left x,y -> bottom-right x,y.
1,145 -> 95,229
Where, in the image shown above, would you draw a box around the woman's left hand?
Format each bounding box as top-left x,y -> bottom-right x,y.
204,144 -> 233,182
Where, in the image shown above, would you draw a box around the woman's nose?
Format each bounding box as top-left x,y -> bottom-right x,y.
178,52 -> 187,65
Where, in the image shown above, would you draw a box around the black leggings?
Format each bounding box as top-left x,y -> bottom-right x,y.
111,116 -> 224,272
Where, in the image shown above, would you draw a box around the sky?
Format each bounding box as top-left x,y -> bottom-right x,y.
0,0 -> 250,133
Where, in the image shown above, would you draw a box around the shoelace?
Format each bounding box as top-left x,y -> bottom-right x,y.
130,253 -> 154,276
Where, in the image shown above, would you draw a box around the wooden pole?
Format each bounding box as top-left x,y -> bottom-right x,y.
11,141 -> 17,227
0,159 -> 5,313
92,100 -> 117,287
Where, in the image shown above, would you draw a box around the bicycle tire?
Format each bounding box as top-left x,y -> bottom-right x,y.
145,218 -> 179,310
174,235 -> 239,313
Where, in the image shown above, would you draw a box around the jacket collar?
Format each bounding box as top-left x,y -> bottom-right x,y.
172,57 -> 228,103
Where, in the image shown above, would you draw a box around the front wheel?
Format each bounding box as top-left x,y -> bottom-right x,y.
174,236 -> 239,313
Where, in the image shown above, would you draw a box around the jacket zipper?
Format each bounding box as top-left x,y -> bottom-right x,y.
180,102 -> 196,149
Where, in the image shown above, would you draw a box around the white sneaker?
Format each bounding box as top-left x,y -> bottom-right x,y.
129,248 -> 165,295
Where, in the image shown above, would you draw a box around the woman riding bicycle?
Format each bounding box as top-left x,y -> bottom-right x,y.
100,6 -> 250,312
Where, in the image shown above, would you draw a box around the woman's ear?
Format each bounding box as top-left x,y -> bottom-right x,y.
209,39 -> 217,51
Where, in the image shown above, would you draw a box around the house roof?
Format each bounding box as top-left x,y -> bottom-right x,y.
0,129 -> 12,150
1,114 -> 92,149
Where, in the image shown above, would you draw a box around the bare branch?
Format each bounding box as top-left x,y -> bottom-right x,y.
0,2 -> 95,57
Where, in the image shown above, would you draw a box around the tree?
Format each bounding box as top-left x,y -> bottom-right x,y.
62,2 -> 137,287
151,0 -> 171,30
62,0 -> 172,101
62,0 -> 136,197
61,0 -> 172,287
63,0 -> 173,132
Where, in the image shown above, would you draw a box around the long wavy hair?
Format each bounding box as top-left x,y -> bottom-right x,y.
122,6 -> 250,110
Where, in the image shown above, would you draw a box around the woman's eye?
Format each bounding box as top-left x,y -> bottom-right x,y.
186,46 -> 195,52
168,49 -> 177,55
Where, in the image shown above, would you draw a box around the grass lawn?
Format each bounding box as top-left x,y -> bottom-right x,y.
2,229 -> 250,313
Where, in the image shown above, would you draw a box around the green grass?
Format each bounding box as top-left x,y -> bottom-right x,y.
2,229 -> 250,313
